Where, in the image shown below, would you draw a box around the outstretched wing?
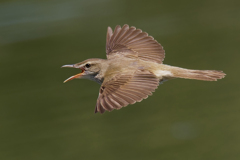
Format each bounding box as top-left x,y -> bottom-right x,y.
95,70 -> 159,113
106,24 -> 165,64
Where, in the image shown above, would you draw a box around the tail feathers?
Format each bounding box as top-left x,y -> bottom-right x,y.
174,69 -> 226,81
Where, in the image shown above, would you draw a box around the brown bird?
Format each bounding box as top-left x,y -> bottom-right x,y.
62,24 -> 226,114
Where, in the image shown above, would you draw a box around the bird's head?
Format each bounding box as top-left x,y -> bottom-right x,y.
62,58 -> 107,83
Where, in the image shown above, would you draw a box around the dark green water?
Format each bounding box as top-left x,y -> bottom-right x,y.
0,0 -> 239,159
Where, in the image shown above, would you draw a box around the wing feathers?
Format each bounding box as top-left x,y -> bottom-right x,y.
106,25 -> 165,64
114,24 -> 129,44
110,25 -> 122,49
95,70 -> 159,113
106,27 -> 113,53
108,95 -> 123,109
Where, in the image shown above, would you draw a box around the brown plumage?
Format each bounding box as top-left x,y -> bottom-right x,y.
62,24 -> 226,114
106,25 -> 165,63
96,70 -> 159,113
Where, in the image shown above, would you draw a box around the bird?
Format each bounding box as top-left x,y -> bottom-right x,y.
62,24 -> 226,114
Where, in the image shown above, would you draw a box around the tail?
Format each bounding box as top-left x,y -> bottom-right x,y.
172,67 -> 226,81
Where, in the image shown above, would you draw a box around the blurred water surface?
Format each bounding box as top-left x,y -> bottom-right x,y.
0,0 -> 239,160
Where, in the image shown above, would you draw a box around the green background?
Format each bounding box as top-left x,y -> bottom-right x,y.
0,0 -> 239,159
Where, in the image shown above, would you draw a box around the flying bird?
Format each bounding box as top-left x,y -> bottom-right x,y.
62,24 -> 226,114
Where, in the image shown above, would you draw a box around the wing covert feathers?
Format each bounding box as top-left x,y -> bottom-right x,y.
95,70 -> 159,113
106,24 -> 165,64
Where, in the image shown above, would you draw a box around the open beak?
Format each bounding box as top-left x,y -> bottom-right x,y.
62,64 -> 85,83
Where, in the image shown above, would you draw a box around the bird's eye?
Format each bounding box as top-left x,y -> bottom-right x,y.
85,63 -> 91,68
